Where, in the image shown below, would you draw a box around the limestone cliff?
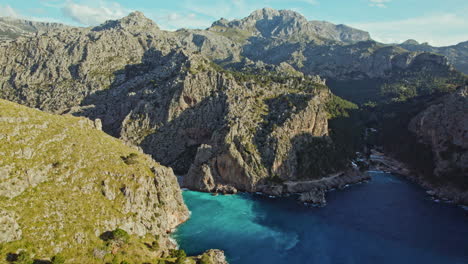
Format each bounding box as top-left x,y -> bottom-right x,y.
408,85 -> 468,203
70,57 -> 338,192
0,99 -> 191,262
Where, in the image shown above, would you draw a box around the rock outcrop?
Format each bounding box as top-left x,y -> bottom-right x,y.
0,99 -> 189,262
196,249 -> 229,264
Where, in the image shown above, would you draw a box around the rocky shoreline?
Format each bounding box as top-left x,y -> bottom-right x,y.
259,168 -> 371,206
369,150 -> 468,206
181,148 -> 467,208
180,167 -> 371,207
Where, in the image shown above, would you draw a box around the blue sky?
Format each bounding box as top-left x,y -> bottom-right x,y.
1,0 -> 467,46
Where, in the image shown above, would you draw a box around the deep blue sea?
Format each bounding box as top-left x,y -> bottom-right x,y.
173,172 -> 468,264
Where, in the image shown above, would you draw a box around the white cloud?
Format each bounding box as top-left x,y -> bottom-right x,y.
369,0 -> 391,8
61,1 -> 131,25
183,0 -> 267,20
351,13 -> 468,46
0,5 -> 20,17
152,12 -> 212,30
0,4 -> 64,23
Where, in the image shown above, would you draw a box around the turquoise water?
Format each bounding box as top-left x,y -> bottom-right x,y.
173,172 -> 468,264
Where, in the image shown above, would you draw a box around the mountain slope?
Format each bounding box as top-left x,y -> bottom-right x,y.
0,99 -> 191,263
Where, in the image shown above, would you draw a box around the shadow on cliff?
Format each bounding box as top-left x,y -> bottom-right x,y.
74,47 -> 229,174
253,94 -> 312,174
274,105 -> 364,180
74,48 -> 188,137
140,94 -> 229,174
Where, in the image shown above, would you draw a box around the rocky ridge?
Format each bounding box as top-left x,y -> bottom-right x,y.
209,7 -> 370,43
399,40 -> 468,74
185,9 -> 461,84
177,9 -> 465,104
0,17 -> 68,42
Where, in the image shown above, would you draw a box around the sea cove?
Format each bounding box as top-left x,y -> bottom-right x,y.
174,172 -> 468,264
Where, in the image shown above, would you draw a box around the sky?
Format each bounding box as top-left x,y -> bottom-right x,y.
0,0 -> 467,46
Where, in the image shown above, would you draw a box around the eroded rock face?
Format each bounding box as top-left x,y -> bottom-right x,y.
409,86 -> 468,198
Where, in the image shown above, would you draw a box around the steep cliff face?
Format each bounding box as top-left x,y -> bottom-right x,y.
69,56 -> 335,192
408,86 -> 468,202
0,99 -> 190,262
180,76 -> 331,192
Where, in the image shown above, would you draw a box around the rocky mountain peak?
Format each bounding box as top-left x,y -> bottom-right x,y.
456,40 -> 468,47
93,11 -> 159,32
247,7 -> 305,21
402,39 -> 420,45
210,7 -> 369,43
248,7 -> 279,19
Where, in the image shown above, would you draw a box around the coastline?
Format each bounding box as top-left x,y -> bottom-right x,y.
369,149 -> 468,206
179,167 -> 371,207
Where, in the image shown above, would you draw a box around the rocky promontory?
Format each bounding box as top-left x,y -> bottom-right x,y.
0,99 -> 228,263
